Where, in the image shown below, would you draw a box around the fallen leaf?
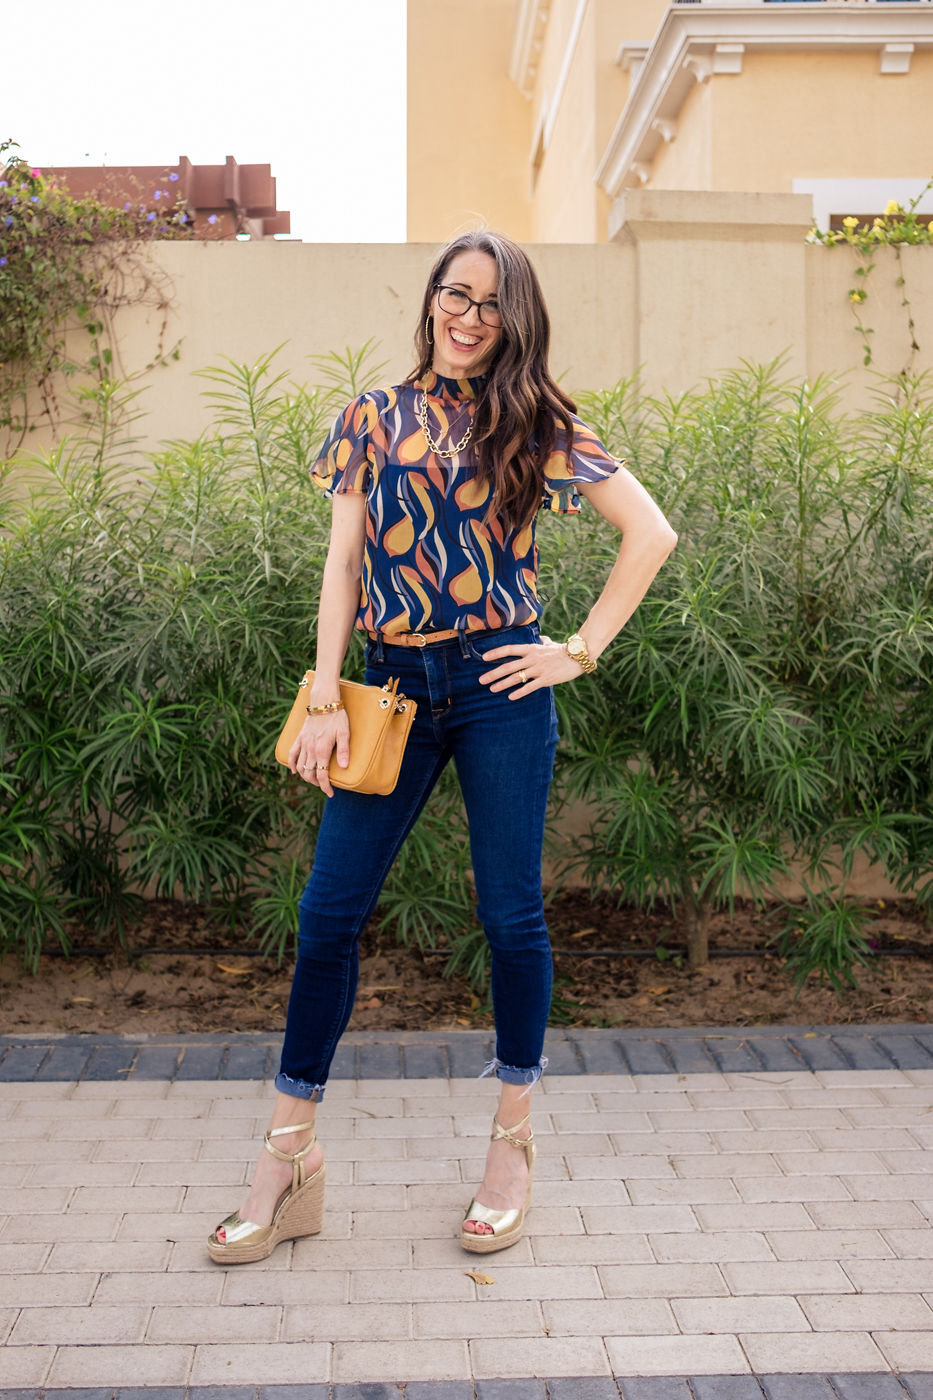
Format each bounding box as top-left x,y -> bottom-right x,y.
466,1270 -> 495,1285
645,986 -> 670,997
217,963 -> 251,976
71,997 -> 94,1004
570,927 -> 597,939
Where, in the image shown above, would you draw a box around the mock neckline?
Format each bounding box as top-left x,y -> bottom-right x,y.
413,369 -> 486,402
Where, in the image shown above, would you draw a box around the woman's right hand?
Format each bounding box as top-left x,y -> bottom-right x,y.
288,710 -> 351,798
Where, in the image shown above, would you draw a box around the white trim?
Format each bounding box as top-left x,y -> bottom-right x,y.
510,0 -> 551,99
793,176 -> 933,231
596,4 -> 933,198
543,0 -> 590,147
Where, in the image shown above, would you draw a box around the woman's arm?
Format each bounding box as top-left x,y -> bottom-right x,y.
480,466 -> 677,695
289,492 -> 368,795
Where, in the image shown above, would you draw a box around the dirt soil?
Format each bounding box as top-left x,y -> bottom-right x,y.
2,894 -> 931,1037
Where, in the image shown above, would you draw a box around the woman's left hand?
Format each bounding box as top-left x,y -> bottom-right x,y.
478,636 -> 586,697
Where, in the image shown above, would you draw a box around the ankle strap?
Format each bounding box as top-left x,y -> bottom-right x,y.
263,1121 -> 317,1163
491,1114 -> 533,1149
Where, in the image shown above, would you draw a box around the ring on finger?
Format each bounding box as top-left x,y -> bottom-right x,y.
315,763 -> 328,771
518,669 -> 527,686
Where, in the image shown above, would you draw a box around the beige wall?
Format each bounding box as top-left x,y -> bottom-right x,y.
8,192 -> 933,465
406,0 -> 531,241
710,51 -> 933,193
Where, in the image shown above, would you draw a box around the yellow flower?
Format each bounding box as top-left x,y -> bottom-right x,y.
873,217 -> 883,226
849,289 -> 866,304
928,220 -> 933,233
884,199 -> 901,216
843,216 -> 859,230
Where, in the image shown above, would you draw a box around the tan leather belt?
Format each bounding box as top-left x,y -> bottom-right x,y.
368,627 -> 465,648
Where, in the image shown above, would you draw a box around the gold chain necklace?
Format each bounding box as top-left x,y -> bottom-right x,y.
417,392 -> 474,459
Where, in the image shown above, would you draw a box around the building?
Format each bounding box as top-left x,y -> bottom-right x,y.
407,0 -> 933,242
44,156 -> 290,240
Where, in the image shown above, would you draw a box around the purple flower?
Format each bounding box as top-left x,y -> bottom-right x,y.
30,195 -> 40,203
153,190 -> 162,200
124,202 -> 131,210
208,214 -> 217,225
0,180 -> 7,188
0,257 -> 7,267
147,211 -> 156,221
169,172 -> 179,181
5,216 -> 11,226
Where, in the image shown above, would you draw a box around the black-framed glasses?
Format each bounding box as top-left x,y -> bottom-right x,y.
434,283 -> 502,328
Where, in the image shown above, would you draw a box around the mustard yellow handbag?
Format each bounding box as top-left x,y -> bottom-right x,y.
275,672 -> 417,796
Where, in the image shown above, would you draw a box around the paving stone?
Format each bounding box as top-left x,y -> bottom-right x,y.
759,1379 -> 838,1400
175,1045 -> 226,1079
132,1046 -> 183,1078
401,1043 -> 448,1078
396,1385 -> 472,1400
258,1388 -> 328,1400
0,1045 -> 51,1079
475,1380 -> 547,1398
703,1038 -> 765,1074
574,1038 -> 627,1074
786,1036 -> 851,1072
221,1042 -> 273,1079
666,1039 -> 720,1074
34,1045 -> 95,1080
357,1043 -> 403,1079
539,1039 -> 585,1075
546,1379 -> 622,1400
750,1038 -> 808,1072
902,1377 -> 933,1400
617,1380 -> 694,1399
112,1390 -> 186,1399
84,1044 -> 138,1079
874,1034 -> 933,1070
447,1036 -> 494,1078
330,1391 -> 401,1400
831,1037 -> 901,1071
830,1378 -> 914,1400
617,1039 -> 674,1075
690,1380 -> 767,1400
182,1390 -> 258,1400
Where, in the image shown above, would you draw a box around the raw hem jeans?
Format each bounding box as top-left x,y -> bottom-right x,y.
275,624 -> 558,1101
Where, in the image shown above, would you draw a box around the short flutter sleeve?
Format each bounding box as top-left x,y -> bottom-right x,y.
311,393 -> 380,496
541,415 -> 623,515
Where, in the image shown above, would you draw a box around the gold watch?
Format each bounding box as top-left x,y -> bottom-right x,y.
565,633 -> 597,674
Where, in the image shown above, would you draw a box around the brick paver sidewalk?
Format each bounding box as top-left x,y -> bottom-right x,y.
1,1028 -> 932,1398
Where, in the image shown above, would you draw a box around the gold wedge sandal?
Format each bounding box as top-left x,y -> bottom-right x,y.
461,1113 -> 535,1255
207,1120 -> 325,1265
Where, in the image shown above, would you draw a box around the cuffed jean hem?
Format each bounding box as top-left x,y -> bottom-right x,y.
274,1071 -> 327,1102
479,1055 -> 548,1092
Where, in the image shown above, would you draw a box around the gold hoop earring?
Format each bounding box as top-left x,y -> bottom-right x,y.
425,315 -> 435,346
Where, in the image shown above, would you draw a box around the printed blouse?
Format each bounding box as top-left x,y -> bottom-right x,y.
311,369 -> 622,637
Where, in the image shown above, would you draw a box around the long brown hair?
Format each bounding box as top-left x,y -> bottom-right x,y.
408,230 -> 576,534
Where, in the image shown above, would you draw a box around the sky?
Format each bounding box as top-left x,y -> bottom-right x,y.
4,0 -> 407,242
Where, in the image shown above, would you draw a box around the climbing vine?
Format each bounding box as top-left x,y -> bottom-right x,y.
807,181 -> 933,376
0,141 -> 193,455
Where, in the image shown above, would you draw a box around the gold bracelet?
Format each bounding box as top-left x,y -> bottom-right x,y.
306,701 -> 345,715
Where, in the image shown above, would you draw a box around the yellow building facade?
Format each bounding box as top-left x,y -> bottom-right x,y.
407,0 -> 933,243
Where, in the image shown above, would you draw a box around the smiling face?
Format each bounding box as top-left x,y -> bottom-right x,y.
428,249 -> 502,380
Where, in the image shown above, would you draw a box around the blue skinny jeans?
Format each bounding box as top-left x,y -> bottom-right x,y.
276,623 -> 558,1101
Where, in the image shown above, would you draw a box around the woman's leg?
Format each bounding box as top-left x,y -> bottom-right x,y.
450,655 -> 558,1236
219,665 -> 449,1236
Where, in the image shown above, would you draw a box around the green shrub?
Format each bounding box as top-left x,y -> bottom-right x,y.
1,353 -> 931,992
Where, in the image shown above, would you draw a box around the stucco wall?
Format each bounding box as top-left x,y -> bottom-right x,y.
10,193 -> 933,463
406,0 -> 531,241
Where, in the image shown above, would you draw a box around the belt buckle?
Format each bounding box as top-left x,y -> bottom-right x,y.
408,632 -> 428,647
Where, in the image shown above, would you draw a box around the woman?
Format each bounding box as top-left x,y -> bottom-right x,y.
208,230 -> 677,1264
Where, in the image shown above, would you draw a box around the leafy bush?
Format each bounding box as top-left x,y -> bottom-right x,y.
1,352 -> 932,992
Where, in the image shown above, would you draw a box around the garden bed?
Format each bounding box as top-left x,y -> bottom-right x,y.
2,895 -> 930,1037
